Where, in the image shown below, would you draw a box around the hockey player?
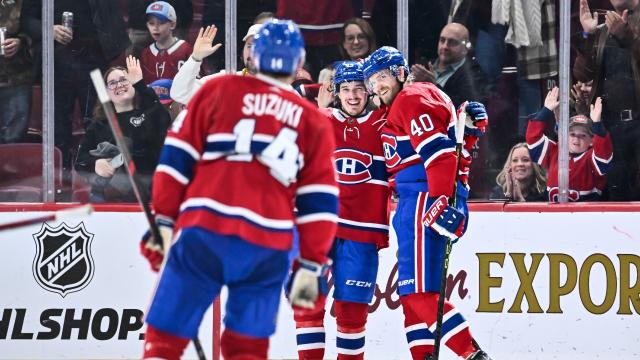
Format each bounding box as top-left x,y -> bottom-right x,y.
362,46 -> 490,360
293,61 -> 389,360
139,20 -> 338,360
527,86 -> 613,201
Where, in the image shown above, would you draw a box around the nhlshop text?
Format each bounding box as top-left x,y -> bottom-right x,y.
0,308 -> 144,340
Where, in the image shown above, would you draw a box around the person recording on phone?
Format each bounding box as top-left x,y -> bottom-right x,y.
409,22 -> 489,107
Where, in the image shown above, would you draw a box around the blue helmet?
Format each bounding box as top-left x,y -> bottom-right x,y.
333,61 -> 364,93
252,19 -> 306,75
362,46 -> 408,82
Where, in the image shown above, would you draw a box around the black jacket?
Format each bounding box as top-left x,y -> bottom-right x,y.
75,80 -> 171,202
440,57 -> 490,108
21,0 -> 131,61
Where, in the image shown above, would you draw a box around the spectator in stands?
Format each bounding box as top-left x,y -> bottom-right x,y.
202,1 -> 276,73
21,0 -> 131,170
127,0 -> 193,57
490,143 -> 548,202
574,0 -> 640,200
409,22 -> 489,107
75,56 -> 171,203
526,87 -> 613,202
0,0 -> 33,144
140,1 -> 192,84
276,1 -> 374,78
339,17 -> 377,61
171,23 -> 256,104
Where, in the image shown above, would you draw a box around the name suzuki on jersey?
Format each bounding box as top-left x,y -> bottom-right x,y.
242,93 -> 303,128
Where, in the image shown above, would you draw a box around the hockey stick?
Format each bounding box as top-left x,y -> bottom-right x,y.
0,204 -> 93,232
89,69 -> 207,360
430,110 -> 467,360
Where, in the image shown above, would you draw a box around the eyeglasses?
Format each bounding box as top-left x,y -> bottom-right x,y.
107,77 -> 130,90
345,34 -> 367,43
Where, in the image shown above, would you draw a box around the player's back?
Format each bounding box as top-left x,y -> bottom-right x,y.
164,74 -> 336,251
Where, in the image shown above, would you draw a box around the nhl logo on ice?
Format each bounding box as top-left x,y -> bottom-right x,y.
32,222 -> 95,297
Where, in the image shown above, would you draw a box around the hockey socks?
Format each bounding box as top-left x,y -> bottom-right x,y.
335,300 -> 369,360
294,309 -> 326,359
142,325 -> 190,360
220,329 -> 269,360
400,292 -> 477,359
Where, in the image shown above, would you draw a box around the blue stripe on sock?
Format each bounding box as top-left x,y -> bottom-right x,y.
297,332 -> 325,345
336,336 -> 365,350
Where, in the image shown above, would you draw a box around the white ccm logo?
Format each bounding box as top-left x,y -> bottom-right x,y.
345,280 -> 373,288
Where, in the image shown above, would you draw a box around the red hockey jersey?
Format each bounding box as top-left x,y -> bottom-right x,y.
153,74 -> 339,263
526,107 -> 613,202
322,107 -> 390,249
380,82 -> 459,198
141,39 -> 192,84
276,0 -> 353,46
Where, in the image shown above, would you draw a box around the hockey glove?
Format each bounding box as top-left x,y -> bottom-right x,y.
286,258 -> 331,315
422,195 -> 466,241
459,101 -> 488,137
140,216 -> 175,272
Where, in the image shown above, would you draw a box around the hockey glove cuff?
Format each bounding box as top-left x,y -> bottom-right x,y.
460,101 -> 488,137
286,258 -> 331,316
422,195 -> 466,240
140,216 -> 175,272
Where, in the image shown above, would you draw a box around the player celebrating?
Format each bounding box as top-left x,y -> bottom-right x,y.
293,61 -> 390,360
362,46 -> 490,360
140,20 -> 338,360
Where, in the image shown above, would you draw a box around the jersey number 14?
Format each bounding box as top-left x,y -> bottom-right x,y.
231,119 -> 302,186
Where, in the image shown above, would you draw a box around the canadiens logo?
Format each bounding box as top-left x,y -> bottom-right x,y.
381,134 -> 401,167
130,114 -> 145,127
32,222 -> 95,297
334,149 -> 372,184
548,187 -> 580,202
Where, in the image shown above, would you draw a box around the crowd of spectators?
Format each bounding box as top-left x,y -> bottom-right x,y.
1,0 -> 639,202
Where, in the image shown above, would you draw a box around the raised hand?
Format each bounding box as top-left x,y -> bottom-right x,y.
605,9 -> 629,40
579,0 -> 598,34
316,80 -> 334,108
544,86 -> 560,112
192,26 -> 222,62
126,55 -> 144,84
590,96 -> 603,123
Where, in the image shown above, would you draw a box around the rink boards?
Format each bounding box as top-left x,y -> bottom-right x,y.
0,203 -> 638,359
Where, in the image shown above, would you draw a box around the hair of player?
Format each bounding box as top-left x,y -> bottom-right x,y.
495,142 -> 547,196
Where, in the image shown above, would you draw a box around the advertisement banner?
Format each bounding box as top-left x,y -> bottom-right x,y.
269,211 -> 640,360
1,208 -> 638,359
0,211 -> 213,360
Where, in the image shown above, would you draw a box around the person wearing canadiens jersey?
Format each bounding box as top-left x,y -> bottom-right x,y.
363,46 -> 491,360
291,60 -> 390,360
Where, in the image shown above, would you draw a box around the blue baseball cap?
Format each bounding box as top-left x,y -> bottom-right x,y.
146,1 -> 177,23
149,79 -> 173,104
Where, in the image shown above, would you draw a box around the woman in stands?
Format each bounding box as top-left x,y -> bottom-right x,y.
75,55 -> 171,202
490,143 -> 548,202
339,18 -> 377,61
